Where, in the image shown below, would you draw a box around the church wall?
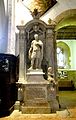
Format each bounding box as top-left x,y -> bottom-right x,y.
1,0 -> 76,56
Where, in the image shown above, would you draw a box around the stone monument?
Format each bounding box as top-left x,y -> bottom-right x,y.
16,9 -> 59,114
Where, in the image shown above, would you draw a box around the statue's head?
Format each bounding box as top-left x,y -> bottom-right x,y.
34,34 -> 39,41
48,67 -> 52,73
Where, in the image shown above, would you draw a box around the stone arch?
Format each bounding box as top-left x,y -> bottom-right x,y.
24,19 -> 47,47
54,9 -> 76,23
24,19 -> 48,69
54,9 -> 76,31
25,19 -> 48,29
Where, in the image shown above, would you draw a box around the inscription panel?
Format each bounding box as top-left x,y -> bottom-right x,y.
25,87 -> 46,100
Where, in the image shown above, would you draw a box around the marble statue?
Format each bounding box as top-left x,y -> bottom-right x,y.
29,34 -> 43,69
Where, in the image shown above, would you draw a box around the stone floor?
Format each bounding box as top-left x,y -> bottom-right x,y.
0,91 -> 76,120
59,91 -> 76,108
0,108 -> 76,120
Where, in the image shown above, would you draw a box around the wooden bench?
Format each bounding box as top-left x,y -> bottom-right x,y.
58,80 -> 74,90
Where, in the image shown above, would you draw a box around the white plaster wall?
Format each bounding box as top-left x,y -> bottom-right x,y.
15,0 -> 76,26
15,1 -> 33,27
40,0 -> 76,24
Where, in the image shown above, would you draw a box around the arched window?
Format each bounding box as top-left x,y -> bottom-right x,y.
57,47 -> 65,68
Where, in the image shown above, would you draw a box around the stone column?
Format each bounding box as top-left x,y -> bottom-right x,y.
0,0 -> 6,52
7,0 -> 16,55
46,26 -> 57,78
17,26 -> 26,82
46,28 -> 54,66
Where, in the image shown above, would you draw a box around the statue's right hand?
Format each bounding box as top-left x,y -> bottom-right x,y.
29,47 -> 33,59
29,52 -> 31,59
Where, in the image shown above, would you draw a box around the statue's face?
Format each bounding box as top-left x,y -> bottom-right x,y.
48,67 -> 52,73
34,34 -> 38,41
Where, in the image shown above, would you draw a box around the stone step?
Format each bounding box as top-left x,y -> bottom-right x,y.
24,101 -> 49,106
21,105 -> 51,114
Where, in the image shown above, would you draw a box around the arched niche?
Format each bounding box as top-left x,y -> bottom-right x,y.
24,19 -> 47,69
57,41 -> 71,69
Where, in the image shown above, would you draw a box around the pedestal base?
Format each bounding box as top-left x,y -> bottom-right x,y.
26,69 -> 46,83
21,105 -> 51,114
17,69 -> 59,114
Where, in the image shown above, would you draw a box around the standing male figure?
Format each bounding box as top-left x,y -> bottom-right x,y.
29,34 -> 43,69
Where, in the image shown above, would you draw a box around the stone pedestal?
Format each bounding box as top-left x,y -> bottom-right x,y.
17,69 -> 59,114
21,84 -> 51,114
20,70 -> 51,114
26,69 -> 45,83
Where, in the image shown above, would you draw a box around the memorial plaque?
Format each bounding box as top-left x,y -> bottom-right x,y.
25,87 -> 46,100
